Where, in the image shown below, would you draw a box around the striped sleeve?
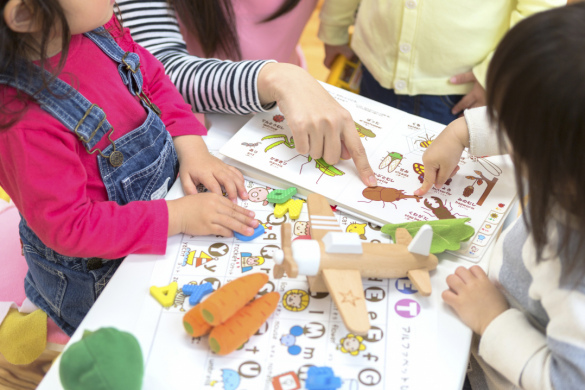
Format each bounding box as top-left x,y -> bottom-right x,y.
116,0 -> 276,115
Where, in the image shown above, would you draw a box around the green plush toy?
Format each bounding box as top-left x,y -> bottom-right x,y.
382,218 -> 475,254
59,327 -> 143,390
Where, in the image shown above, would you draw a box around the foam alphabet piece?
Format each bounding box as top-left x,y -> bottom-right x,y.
234,224 -> 265,241
274,199 -> 304,219
149,281 -> 178,307
267,187 -> 297,204
184,283 -> 214,306
59,327 -> 143,390
305,366 -> 342,390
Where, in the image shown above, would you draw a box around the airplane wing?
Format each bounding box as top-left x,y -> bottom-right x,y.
321,268 -> 370,336
394,227 -> 413,246
307,193 -> 343,241
406,268 -> 432,296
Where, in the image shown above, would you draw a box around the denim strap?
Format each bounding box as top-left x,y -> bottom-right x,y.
0,27 -> 145,151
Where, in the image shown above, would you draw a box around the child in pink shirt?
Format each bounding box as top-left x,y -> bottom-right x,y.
178,0 -> 318,67
0,0 -> 257,335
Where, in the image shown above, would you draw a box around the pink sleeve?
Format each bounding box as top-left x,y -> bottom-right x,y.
0,125 -> 168,259
106,17 -> 207,138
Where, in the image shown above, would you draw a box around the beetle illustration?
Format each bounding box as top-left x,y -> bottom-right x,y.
360,186 -> 422,209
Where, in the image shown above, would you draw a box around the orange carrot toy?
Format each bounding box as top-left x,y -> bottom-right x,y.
199,273 -> 269,326
208,292 -> 280,355
183,303 -> 212,338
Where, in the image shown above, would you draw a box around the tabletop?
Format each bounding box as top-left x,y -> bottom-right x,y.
39,113 -> 503,390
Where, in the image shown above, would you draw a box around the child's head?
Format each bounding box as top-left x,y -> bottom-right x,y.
1,0 -> 116,128
486,3 -> 585,261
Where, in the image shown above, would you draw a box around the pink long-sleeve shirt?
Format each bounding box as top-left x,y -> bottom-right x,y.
0,18 -> 205,259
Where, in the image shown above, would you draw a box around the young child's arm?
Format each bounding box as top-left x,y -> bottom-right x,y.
122,25 -> 248,202
173,135 -> 248,202
415,107 -> 503,196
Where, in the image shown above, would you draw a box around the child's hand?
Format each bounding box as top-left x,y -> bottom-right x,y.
449,71 -> 487,115
323,43 -> 355,69
442,266 -> 509,335
414,117 -> 469,196
258,63 -> 377,188
167,193 -> 258,237
173,135 -> 248,202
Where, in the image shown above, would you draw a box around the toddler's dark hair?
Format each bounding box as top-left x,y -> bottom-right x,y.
0,0 -> 71,129
486,2 -> 585,276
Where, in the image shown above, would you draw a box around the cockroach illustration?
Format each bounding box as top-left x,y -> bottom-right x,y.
360,186 -> 422,209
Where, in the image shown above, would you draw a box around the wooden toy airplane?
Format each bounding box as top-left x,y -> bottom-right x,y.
273,193 -> 438,336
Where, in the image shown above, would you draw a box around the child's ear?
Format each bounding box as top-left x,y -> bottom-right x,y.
3,0 -> 40,33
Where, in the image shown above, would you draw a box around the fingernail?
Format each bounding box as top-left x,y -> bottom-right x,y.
368,175 -> 377,186
450,76 -> 457,83
248,210 -> 255,217
414,189 -> 421,196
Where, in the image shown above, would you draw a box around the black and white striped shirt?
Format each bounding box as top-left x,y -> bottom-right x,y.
116,0 -> 275,115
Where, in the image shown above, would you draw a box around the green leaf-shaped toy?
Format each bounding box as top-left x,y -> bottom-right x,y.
59,327 -> 143,390
381,218 -> 475,254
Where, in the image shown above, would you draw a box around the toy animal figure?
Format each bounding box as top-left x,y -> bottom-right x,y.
361,186 -> 422,208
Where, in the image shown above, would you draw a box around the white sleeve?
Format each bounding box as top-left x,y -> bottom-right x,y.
463,106 -> 502,157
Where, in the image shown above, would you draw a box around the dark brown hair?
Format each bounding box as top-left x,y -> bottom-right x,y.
170,0 -> 302,60
0,0 -> 71,129
486,2 -> 585,275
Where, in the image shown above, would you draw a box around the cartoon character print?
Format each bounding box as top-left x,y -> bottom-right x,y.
240,252 -> 265,273
247,187 -> 271,206
282,289 -> 310,312
338,333 -> 366,356
293,221 -> 310,236
346,222 -> 367,240
280,325 -> 304,355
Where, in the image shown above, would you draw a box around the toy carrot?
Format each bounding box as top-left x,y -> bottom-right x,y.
183,304 -> 212,338
200,273 -> 269,326
208,292 -> 280,355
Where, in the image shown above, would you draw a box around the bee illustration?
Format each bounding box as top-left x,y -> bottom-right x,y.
379,152 -> 403,173
414,133 -> 435,149
355,122 -> 376,140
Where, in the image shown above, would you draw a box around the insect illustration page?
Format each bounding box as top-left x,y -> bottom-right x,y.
219,83 -> 517,262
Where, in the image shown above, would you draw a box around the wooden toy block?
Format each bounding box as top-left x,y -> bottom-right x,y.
234,224 -> 265,241
274,198 -> 304,219
272,193 -> 439,336
267,187 -> 297,204
149,282 -> 178,308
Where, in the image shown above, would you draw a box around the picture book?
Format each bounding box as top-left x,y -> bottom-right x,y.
219,83 -> 517,263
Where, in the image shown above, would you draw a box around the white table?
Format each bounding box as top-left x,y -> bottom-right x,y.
39,113 -> 500,390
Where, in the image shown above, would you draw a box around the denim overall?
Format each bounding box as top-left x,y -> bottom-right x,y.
0,27 -> 178,335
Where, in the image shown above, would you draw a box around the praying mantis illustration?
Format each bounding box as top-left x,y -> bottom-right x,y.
261,134 -> 345,183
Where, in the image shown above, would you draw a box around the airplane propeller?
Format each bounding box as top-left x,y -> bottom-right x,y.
272,223 -> 298,279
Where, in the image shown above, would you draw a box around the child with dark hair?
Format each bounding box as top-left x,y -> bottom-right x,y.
417,3 -> 585,388
0,0 -> 258,335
